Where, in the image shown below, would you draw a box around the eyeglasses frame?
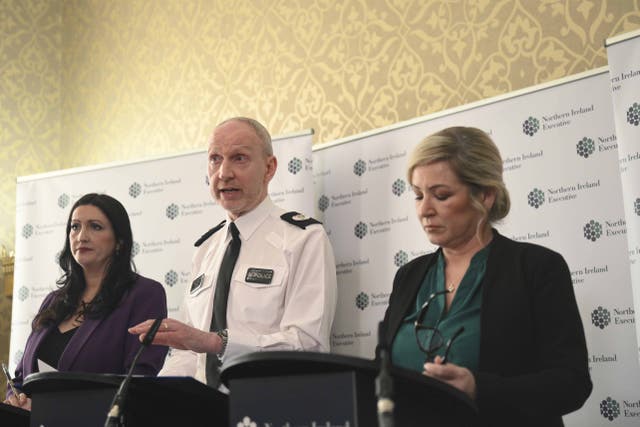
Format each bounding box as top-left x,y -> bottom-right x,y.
413,289 -> 465,364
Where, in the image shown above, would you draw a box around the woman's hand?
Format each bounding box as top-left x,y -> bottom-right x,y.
423,355 -> 477,400
128,318 -> 222,354
3,393 -> 32,411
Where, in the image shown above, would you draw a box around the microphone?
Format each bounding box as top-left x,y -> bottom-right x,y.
104,318 -> 163,427
375,321 -> 395,427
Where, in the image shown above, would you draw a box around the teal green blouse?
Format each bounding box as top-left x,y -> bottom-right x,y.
391,246 -> 489,373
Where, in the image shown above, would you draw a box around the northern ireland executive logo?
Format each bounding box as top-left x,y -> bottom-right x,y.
318,195 -> 329,212
627,102 -> 640,126
527,188 -> 545,209
236,416 -> 257,427
583,220 -> 602,242
354,222 -> 368,239
132,241 -> 140,257
166,203 -> 179,220
165,270 -> 178,287
591,306 -> 611,329
394,250 -> 409,267
356,292 -> 369,310
288,157 -> 302,175
576,137 -> 596,159
21,224 -> 33,239
522,116 -> 540,136
57,193 -> 70,208
129,182 -> 142,198
392,178 -> 406,196
17,286 -> 29,301
600,397 -> 620,421
353,159 -> 366,176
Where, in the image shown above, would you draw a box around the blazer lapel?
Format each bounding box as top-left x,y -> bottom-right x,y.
58,316 -> 103,370
23,326 -> 53,375
482,229 -> 507,300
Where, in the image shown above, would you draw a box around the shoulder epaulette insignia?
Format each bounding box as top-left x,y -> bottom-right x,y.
194,220 -> 226,247
280,211 -> 322,229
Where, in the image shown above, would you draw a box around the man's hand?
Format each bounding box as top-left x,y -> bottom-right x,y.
128,318 -> 222,354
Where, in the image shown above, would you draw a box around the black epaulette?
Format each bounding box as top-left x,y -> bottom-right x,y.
194,220 -> 226,247
280,211 -> 322,229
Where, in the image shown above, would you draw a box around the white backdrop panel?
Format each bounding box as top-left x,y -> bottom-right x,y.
314,69 -> 640,426
10,131 -> 314,370
11,61 -> 640,426
606,29 -> 640,366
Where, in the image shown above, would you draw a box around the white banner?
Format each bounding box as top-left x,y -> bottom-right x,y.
10,130 -> 314,370
11,64 -> 640,425
314,69 -> 640,426
606,29 -> 640,367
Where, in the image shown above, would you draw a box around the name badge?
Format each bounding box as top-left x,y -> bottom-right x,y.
190,274 -> 205,293
245,268 -> 274,284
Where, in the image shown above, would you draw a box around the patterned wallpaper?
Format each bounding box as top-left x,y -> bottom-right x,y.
58,0 -> 640,169
0,0 -> 639,388
0,0 -> 61,387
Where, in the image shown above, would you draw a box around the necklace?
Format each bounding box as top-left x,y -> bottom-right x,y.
447,283 -> 455,292
73,300 -> 92,325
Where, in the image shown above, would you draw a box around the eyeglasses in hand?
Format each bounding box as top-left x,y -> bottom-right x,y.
413,289 -> 464,364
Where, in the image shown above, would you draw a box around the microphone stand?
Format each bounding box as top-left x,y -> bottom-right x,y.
375,322 -> 395,427
104,318 -> 163,427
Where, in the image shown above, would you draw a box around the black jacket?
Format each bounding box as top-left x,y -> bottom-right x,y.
381,231 -> 592,427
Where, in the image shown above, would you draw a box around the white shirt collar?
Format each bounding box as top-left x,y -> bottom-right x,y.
225,197 -> 274,242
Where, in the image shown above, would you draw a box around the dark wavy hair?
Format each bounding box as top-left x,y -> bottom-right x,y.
33,193 -> 137,330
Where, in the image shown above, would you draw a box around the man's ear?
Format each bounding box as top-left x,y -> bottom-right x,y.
264,155 -> 277,183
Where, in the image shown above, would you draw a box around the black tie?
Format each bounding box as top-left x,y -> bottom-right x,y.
206,222 -> 241,386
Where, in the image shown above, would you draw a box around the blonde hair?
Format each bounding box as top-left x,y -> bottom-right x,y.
407,126 -> 510,223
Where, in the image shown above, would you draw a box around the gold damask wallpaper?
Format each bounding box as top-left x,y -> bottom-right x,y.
1,0 -> 639,385
0,0 -> 61,385
59,0 -> 640,170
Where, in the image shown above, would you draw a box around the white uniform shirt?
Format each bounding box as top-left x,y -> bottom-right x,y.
159,197 -> 337,384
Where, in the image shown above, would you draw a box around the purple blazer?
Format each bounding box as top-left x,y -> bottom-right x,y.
9,275 -> 168,396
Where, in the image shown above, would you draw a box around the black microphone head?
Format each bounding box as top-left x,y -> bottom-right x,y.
378,321 -> 386,346
142,318 -> 163,346
376,321 -> 389,357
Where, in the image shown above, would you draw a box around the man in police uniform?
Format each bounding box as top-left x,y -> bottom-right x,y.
130,117 -> 337,385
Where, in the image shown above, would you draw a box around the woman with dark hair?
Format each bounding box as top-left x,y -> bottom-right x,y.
381,127 -> 591,426
4,193 -> 168,410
